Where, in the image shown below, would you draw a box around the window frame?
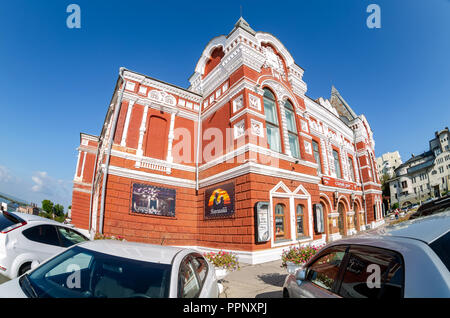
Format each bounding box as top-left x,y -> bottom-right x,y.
284,100 -> 300,159
334,244 -> 406,298
305,245 -> 350,293
263,88 -> 282,153
274,203 -> 287,241
296,204 -> 306,238
177,254 -> 204,298
22,224 -> 63,247
312,140 -> 322,175
333,149 -> 342,179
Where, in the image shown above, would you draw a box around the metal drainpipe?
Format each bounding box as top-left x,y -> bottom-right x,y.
88,149 -> 99,231
98,67 -> 126,234
195,97 -> 202,193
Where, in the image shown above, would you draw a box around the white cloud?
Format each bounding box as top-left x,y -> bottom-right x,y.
31,171 -> 72,206
0,165 -> 13,183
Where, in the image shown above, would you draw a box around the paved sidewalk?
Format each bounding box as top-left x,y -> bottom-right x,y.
219,260 -> 287,298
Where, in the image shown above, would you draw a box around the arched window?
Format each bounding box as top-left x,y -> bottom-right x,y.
333,149 -> 342,179
284,100 -> 300,159
274,203 -> 285,241
312,140 -> 322,174
296,204 -> 305,237
263,89 -> 282,153
348,156 -> 355,182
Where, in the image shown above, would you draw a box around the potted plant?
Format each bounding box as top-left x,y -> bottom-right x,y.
94,233 -> 126,241
203,250 -> 240,280
281,245 -> 322,274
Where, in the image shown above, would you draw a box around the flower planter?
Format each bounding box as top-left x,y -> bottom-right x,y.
286,262 -> 304,275
214,267 -> 229,280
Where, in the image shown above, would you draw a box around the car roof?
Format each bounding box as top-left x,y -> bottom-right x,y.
338,210 -> 450,245
5,211 -> 63,226
378,210 -> 450,243
76,240 -> 189,265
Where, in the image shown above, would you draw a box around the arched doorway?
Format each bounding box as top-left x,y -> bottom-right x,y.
338,202 -> 346,236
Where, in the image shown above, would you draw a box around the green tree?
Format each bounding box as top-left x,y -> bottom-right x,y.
53,204 -> 64,217
42,199 -> 54,214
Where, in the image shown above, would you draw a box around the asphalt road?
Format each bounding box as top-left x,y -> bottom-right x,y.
0,274 -> 10,285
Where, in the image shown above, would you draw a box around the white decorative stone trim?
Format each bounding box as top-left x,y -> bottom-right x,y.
232,95 -> 244,113
120,99 -> 136,147
233,120 -> 246,139
107,165 -> 196,188
199,161 -> 321,188
229,107 -> 266,123
250,119 -> 264,137
136,105 -> 149,158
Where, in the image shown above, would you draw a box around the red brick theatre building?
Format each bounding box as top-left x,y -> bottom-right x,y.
71,19 -> 383,264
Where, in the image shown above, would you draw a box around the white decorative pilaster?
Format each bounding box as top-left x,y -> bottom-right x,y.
74,150 -> 81,181
80,151 -> 86,181
320,137 -> 329,175
120,99 -> 136,147
166,112 -> 176,174
278,99 -> 291,156
136,104 -> 149,161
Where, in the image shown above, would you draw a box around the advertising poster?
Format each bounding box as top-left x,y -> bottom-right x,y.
204,182 -> 235,218
255,202 -> 270,243
131,183 -> 176,217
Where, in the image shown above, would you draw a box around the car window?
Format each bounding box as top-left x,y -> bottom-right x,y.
22,225 -> 61,246
429,231 -> 450,272
337,245 -> 404,298
307,246 -> 346,292
57,227 -> 88,247
178,257 -> 201,298
45,252 -> 93,279
190,255 -> 208,285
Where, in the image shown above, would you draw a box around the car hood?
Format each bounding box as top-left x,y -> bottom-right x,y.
0,278 -> 27,298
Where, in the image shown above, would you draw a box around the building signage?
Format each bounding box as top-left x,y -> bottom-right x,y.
131,183 -> 176,217
255,202 -> 270,243
322,176 -> 358,191
204,182 -> 235,218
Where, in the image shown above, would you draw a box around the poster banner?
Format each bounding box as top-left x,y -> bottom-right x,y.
255,202 -> 270,243
131,183 -> 176,217
204,182 -> 235,218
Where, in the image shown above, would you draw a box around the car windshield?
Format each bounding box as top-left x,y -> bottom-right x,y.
23,246 -> 172,298
429,230 -> 450,272
0,212 -> 24,231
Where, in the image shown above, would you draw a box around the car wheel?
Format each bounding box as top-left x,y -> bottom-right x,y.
18,263 -> 32,276
283,288 -> 290,298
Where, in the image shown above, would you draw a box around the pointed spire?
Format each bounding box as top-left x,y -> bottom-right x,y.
230,16 -> 256,36
331,85 -> 338,95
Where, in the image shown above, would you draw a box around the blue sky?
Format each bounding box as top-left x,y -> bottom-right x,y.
0,0 -> 449,208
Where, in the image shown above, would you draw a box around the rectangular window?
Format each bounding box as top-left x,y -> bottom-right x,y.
333,150 -> 342,179
401,181 -> 407,189
285,102 -> 300,159
348,157 -> 355,182
312,140 -> 322,175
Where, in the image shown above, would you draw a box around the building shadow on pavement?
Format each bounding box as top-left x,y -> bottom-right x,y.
256,273 -> 287,287
255,290 -> 283,298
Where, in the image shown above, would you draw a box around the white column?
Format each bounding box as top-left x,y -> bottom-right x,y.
120,99 -> 136,147
80,151 -> 86,181
166,112 -> 176,163
136,105 -> 149,158
74,150 -> 81,180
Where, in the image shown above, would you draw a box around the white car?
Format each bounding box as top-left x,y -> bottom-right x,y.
283,210 -> 450,298
0,211 -> 90,279
0,240 -> 220,298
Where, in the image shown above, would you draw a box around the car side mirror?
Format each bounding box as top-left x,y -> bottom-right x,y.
295,269 -> 306,282
30,260 -> 40,271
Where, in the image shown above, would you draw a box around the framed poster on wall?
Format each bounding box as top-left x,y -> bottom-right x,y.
131,183 -> 176,217
255,201 -> 270,243
204,182 -> 235,218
